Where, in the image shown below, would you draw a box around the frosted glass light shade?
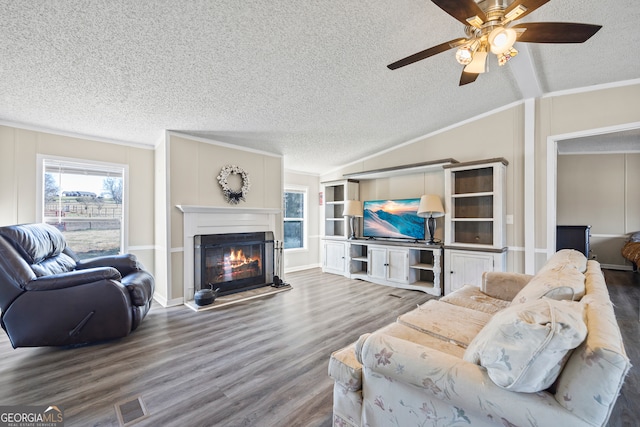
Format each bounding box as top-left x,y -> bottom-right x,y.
489,27 -> 517,54
464,50 -> 488,74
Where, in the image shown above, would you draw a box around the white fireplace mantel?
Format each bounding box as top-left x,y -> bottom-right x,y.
176,205 -> 281,302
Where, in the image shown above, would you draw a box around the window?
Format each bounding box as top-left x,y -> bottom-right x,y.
283,187 -> 307,250
40,157 -> 126,259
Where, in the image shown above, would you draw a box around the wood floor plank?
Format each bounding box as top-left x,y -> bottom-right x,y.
0,267 -> 637,426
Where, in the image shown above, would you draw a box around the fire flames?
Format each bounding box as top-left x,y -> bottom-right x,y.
222,248 -> 261,281
228,249 -> 248,265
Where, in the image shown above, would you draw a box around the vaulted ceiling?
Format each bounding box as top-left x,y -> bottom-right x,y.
1,0 -> 638,174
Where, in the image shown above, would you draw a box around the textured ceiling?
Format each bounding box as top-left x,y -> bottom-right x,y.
1,0 -> 638,174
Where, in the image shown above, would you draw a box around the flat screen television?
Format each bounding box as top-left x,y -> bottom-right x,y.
363,198 -> 425,240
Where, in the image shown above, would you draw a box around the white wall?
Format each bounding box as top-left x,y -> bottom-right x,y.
0,124 -> 156,274
557,153 -> 640,269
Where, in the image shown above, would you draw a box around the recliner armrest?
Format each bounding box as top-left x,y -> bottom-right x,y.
76,254 -> 142,277
120,270 -> 155,306
25,267 -> 121,291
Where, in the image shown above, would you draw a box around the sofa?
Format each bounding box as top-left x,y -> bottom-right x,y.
0,223 -> 155,348
329,250 -> 630,427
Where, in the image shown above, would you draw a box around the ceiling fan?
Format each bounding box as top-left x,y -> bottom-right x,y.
387,0 -> 602,86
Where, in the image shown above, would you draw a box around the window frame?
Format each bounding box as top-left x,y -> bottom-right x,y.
283,185 -> 308,251
36,154 -> 129,253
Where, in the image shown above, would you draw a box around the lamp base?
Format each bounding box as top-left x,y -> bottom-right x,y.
426,215 -> 436,245
349,216 -> 357,240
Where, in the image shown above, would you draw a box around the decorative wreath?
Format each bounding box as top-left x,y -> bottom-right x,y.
217,165 -> 250,204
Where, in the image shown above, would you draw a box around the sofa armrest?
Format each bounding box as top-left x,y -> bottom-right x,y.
356,332 -> 582,426
481,271 -> 534,301
76,254 -> 142,277
25,267 -> 121,291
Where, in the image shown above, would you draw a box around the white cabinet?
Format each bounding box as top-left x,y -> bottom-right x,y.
367,246 -> 388,281
445,249 -> 505,294
323,240 -> 347,275
443,158 -> 508,294
368,246 -> 409,284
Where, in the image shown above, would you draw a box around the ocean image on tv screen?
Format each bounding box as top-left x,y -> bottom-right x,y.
363,199 -> 425,240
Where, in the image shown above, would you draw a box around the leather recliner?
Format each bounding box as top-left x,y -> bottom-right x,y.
0,223 -> 154,348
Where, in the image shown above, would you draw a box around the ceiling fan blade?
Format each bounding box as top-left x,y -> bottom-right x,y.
387,38 -> 467,70
431,0 -> 487,27
513,22 -> 602,43
459,71 -> 479,86
504,0 -> 551,21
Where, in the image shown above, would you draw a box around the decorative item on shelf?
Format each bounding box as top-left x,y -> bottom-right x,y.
417,194 -> 445,245
343,200 -> 363,240
217,165 -> 250,204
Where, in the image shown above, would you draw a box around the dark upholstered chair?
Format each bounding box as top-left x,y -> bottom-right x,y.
0,223 -> 154,348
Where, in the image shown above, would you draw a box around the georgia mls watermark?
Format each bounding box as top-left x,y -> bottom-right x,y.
0,406 -> 64,427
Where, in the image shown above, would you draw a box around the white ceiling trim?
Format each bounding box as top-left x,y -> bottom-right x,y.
550,121 -> 640,143
0,119 -> 154,151
166,131 -> 283,159
541,78 -> 640,99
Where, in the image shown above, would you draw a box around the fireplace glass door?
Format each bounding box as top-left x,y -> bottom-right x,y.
195,232 -> 274,296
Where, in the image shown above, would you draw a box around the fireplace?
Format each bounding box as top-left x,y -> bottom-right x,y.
194,231 -> 275,296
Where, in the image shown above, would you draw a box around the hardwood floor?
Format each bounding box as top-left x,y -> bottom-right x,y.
0,268 -> 637,427
602,268 -> 640,427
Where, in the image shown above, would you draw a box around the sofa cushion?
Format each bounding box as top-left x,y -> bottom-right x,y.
464,298 -> 587,392
440,285 -> 510,314
397,300 -> 492,348
31,253 -> 77,277
510,265 -> 585,306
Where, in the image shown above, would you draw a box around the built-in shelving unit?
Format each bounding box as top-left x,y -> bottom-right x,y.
443,158 -> 508,294
321,179 -> 359,239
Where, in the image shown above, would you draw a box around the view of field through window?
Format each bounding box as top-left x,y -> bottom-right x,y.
43,159 -> 124,259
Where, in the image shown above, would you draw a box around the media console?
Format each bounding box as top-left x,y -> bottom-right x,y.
322,238 -> 442,296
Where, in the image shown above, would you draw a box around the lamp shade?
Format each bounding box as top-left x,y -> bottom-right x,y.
343,200 -> 363,217
417,195 -> 445,218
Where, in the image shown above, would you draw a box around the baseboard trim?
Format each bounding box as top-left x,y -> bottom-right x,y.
152,295 -> 184,307
285,264 -> 321,274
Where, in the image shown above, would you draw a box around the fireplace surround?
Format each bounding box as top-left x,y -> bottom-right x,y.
177,205 -> 281,305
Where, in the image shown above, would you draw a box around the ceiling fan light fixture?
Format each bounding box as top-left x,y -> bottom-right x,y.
455,46 -> 473,65
488,27 -> 517,54
464,49 -> 488,74
497,47 -> 518,66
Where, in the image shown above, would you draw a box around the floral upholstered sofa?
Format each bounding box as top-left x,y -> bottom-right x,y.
328,250 -> 630,427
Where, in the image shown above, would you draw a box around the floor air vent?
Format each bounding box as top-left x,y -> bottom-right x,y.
115,396 -> 149,426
